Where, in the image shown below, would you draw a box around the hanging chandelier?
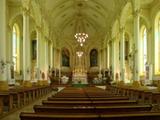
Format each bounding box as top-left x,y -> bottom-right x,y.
74,33 -> 88,46
76,51 -> 83,57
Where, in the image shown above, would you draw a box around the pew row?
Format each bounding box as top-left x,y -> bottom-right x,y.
20,112 -> 160,120
48,96 -> 130,101
42,100 -> 138,106
33,104 -> 152,114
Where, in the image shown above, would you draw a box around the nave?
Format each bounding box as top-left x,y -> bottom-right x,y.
2,0 -> 160,119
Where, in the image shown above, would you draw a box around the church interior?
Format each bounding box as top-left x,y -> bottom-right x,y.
1,0 -> 160,120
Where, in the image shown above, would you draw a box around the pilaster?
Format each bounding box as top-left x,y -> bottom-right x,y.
120,27 -> 125,81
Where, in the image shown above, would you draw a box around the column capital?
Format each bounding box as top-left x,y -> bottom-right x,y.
119,26 -> 125,33
36,26 -> 42,33
111,37 -> 116,42
21,0 -> 30,10
22,7 -> 30,16
132,9 -> 141,18
7,24 -> 12,32
148,27 -> 152,33
44,36 -> 49,41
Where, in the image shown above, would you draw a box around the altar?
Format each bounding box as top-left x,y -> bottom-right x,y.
72,43 -> 88,84
72,69 -> 87,84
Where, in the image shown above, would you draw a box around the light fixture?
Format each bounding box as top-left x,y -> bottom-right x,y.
76,51 -> 83,57
74,33 -> 88,46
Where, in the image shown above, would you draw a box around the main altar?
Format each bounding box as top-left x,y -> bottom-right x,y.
72,68 -> 87,84
72,32 -> 88,84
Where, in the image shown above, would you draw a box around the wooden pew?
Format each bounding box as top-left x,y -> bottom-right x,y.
42,100 -> 138,107
20,112 -> 98,120
100,112 -> 160,120
48,96 -> 129,101
33,104 -> 152,114
20,112 -> 160,120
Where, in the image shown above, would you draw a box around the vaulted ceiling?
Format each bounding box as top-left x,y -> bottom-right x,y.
8,0 -> 155,49
37,0 -> 127,47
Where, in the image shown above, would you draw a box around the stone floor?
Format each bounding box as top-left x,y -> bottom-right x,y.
0,87 -> 65,120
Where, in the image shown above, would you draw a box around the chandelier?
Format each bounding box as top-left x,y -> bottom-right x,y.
74,33 -> 88,46
76,51 -> 83,57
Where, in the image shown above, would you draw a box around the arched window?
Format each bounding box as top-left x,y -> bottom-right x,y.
154,12 -> 160,74
90,49 -> 98,67
62,48 -> 70,67
12,24 -> 20,73
140,26 -> 147,75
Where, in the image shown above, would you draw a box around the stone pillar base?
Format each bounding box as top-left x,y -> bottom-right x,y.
42,80 -> 49,86
132,80 -> 141,88
37,80 -> 43,86
117,80 -> 125,87
157,84 -> 160,91
23,81 -> 32,87
0,81 -> 9,91
37,80 -> 49,86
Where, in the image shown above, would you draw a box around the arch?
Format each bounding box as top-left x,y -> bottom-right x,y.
120,2 -> 133,27
62,48 -> 70,67
90,49 -> 98,67
112,20 -> 119,38
140,15 -> 150,30
9,13 -> 23,27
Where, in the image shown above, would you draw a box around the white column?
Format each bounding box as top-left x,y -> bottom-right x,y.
99,50 -> 102,74
6,26 -> 13,84
37,27 -> 42,80
53,48 -> 56,68
0,0 -> 7,81
104,48 -> 107,69
59,49 -> 61,80
147,28 -> 153,81
111,38 -> 115,81
53,48 -> 57,77
120,27 -> 125,81
7,26 -> 12,62
108,42 -> 111,68
133,1 -> 140,81
45,40 -> 49,79
23,9 -> 31,81
50,43 -> 53,67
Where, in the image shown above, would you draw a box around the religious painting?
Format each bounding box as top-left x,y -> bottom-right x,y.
32,40 -> 37,60
90,49 -> 98,67
62,48 -> 70,67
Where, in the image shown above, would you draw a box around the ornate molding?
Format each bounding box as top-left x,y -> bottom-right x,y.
22,7 -> 30,16
119,26 -> 125,33
132,9 -> 141,18
36,26 -> 42,33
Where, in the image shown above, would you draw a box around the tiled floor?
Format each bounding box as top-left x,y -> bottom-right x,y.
0,87 -> 65,120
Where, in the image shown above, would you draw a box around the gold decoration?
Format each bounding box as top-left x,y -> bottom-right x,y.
132,80 -> 141,89
23,81 -> 32,87
0,81 -> 9,91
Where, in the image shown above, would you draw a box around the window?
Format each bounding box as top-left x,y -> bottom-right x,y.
90,49 -> 98,67
140,26 -> 147,75
154,13 -> 160,74
12,24 -> 20,73
62,48 -> 70,67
